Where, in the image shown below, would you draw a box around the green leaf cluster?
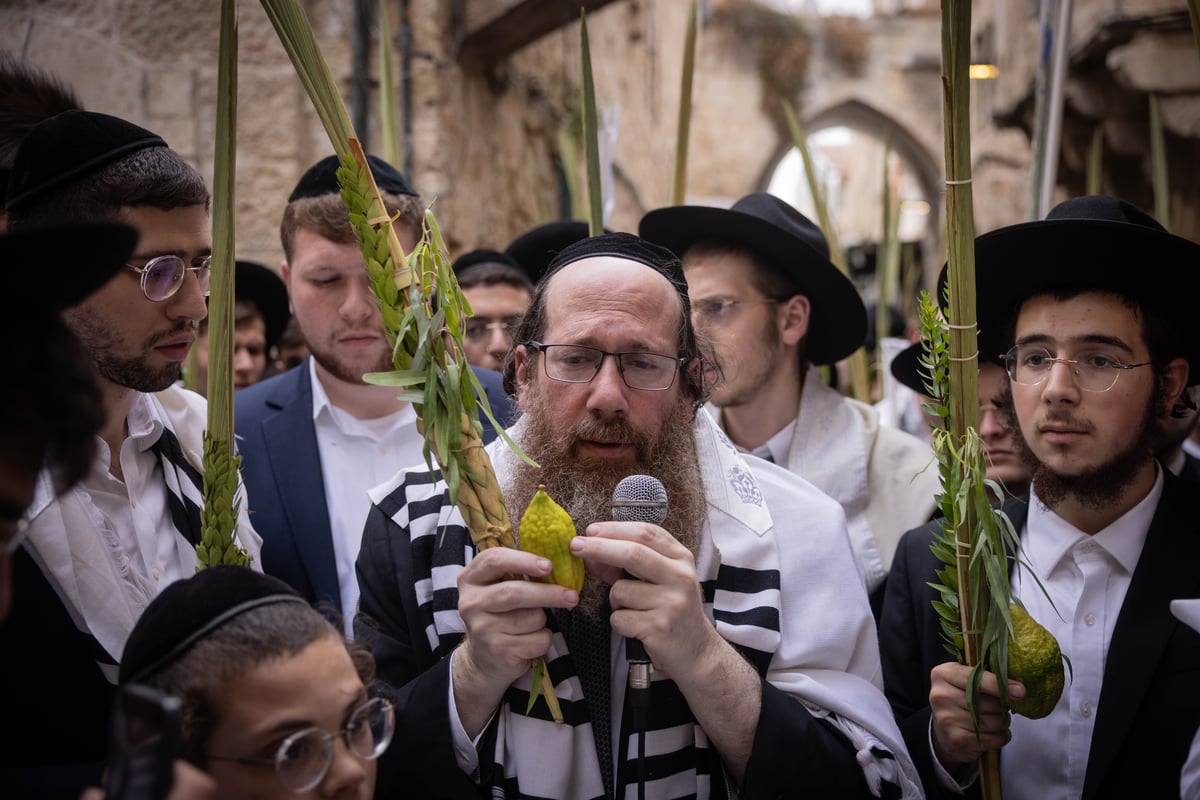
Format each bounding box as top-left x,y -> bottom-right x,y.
918,291 -> 1019,728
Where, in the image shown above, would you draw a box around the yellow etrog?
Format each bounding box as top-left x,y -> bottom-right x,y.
1007,604 -> 1065,719
519,485 -> 584,593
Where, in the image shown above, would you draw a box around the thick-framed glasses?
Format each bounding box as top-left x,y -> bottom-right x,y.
525,340 -> 687,391
125,255 -> 212,302
464,315 -> 523,343
1003,344 -> 1152,393
208,697 -> 394,793
691,296 -> 782,328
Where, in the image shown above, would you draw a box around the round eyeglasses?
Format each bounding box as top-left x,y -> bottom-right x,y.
691,296 -> 783,329
525,341 -> 687,391
125,255 -> 212,302
208,696 -> 394,792
1003,344 -> 1151,393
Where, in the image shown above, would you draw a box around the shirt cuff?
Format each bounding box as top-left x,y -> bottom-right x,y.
448,649 -> 494,777
928,716 -> 978,793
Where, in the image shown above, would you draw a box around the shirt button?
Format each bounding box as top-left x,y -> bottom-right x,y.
1080,701 -> 1092,718
152,568 -> 160,580
1084,613 -> 1096,626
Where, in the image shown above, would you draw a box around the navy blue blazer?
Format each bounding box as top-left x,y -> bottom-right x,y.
234,357 -> 517,616
879,472 -> 1200,800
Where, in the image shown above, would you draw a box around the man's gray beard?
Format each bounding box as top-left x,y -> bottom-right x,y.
1004,384 -> 1159,512
507,389 -> 708,619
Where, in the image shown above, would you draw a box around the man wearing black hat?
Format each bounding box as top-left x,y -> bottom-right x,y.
2,110 -> 262,795
354,232 -> 921,798
235,156 -> 515,634
188,259 -> 290,394
452,249 -> 534,372
879,196 -> 1200,799
640,193 -> 940,605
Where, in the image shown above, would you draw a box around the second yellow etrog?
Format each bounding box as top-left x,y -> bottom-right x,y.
519,485 -> 584,593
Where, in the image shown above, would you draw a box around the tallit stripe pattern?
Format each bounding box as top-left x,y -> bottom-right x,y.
150,426 -> 204,545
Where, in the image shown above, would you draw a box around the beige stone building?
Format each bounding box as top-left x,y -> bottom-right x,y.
3,0 -> 1196,295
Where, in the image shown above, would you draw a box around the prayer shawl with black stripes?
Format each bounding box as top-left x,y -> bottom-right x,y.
20,385 -> 262,679
363,410 -> 922,798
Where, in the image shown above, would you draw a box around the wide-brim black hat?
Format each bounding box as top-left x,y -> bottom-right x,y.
120,566 -> 307,685
1,222 -> 138,309
6,110 -> 166,211
504,220 -> 593,285
235,259 -> 290,349
936,195 -> 1200,383
639,192 -> 867,365
889,339 -> 1007,396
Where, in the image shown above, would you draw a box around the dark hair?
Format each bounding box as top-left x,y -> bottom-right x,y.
0,308 -> 103,493
7,146 -> 209,229
280,190 -> 422,261
501,263 -> 707,408
139,602 -> 375,767
457,261 -> 535,295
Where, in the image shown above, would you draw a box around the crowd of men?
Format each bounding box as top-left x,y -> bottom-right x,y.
2,54 -> 1200,800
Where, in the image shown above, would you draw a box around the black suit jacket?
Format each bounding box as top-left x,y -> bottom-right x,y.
879,472 -> 1200,800
234,358 -> 517,616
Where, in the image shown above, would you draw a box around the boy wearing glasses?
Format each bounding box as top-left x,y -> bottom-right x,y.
234,156 -> 515,635
2,110 -> 261,794
640,193 -> 941,609
879,196 -> 1200,799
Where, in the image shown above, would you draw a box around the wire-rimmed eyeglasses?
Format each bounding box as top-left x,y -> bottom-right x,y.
525,340 -> 687,391
125,255 -> 212,302
208,696 -> 394,792
1002,343 -> 1151,393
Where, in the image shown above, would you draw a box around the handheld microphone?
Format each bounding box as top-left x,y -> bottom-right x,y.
611,475 -> 668,733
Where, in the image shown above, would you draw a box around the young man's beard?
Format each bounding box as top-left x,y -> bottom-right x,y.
1005,383 -> 1161,513
507,384 -> 708,619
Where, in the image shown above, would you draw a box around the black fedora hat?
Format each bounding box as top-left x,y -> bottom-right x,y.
235,260 -> 290,349
936,195 -> 1200,383
889,339 -> 1007,396
639,192 -> 867,365
504,220 -> 593,285
1,222 -> 138,309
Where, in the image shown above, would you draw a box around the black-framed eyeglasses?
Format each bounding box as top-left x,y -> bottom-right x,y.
1002,343 -> 1151,393
208,697 -> 394,793
464,315 -> 523,343
525,340 -> 687,391
125,255 -> 212,302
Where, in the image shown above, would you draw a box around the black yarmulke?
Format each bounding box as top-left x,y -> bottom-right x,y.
288,154 -> 417,202
543,232 -> 689,305
6,110 -> 166,211
452,248 -> 522,275
119,566 -> 307,685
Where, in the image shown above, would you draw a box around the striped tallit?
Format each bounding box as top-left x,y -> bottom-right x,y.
365,409 -> 922,798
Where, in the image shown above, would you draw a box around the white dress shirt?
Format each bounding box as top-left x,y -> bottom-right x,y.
934,467 -> 1163,798
310,360 -> 425,635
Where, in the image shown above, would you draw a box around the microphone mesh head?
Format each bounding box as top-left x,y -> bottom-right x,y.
611,475 -> 669,525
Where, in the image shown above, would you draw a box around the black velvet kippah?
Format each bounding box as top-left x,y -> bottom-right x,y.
452,248 -> 521,274
6,110 -> 166,211
119,566 -> 308,685
543,232 -> 688,300
288,153 -> 417,202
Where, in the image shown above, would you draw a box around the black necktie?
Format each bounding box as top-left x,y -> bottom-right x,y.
559,602 -> 614,799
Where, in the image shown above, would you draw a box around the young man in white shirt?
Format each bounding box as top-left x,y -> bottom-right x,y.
235,156 -> 514,634
1,110 -> 261,795
880,195 -> 1200,799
